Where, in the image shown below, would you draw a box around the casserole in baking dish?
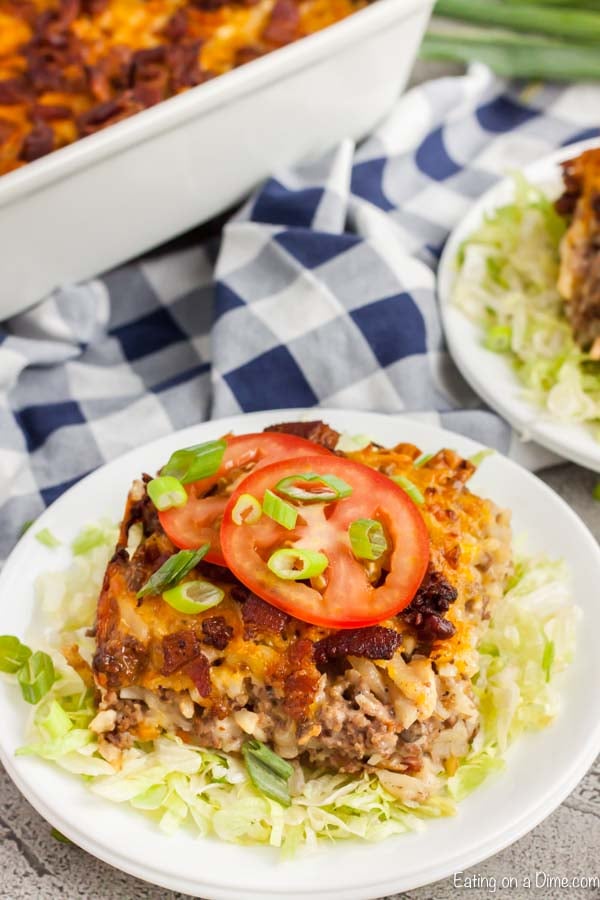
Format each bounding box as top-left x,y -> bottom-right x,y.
0,0 -> 433,317
0,0 -> 371,176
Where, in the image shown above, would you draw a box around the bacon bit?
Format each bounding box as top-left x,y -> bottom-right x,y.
185,653 -> 211,696
0,78 -> 32,105
201,616 -> 233,650
163,9 -> 188,42
283,638 -> 320,721
19,122 -> 54,161
167,41 -> 205,90
161,630 -> 200,674
264,420 -> 340,451
262,0 -> 301,46
32,103 -> 72,120
444,545 -> 461,569
314,626 -> 402,668
234,45 -> 264,66
401,566 -> 457,641
238,590 -> 289,637
0,119 -> 17,145
77,92 -> 143,136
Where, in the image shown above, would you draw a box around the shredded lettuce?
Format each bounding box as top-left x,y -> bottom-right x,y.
453,174 -> 600,429
14,523 -> 577,850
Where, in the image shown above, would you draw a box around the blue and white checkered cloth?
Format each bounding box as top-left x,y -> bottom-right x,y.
1,64 -> 599,562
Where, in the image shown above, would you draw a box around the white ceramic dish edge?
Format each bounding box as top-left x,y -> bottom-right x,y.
0,408 -> 599,899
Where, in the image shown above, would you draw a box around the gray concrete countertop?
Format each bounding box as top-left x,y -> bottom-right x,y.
2,60 -> 599,900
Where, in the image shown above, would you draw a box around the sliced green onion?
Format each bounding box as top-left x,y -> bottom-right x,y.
71,526 -> 106,556
274,473 -> 353,504
161,439 -> 226,485
50,828 -> 72,844
137,545 -> 209,599
231,493 -> 262,526
242,739 -> 293,807
147,476 -> 188,512
35,528 -> 61,549
592,481 -> 600,502
469,448 -> 495,467
335,433 -> 371,453
262,490 -> 298,530
348,518 -> 388,561
243,738 -> 294,779
17,651 -> 56,705
484,324 -> 512,353
19,520 -> 34,537
267,548 -> 328,580
414,453 -> 433,468
162,580 -> 224,615
391,475 -> 425,506
542,638 -> 555,683
0,635 -> 32,674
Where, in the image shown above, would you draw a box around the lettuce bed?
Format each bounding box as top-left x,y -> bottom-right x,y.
453,175 -> 600,433
8,522 -> 577,852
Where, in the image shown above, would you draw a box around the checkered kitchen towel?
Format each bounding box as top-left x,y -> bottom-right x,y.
1,64 -> 599,562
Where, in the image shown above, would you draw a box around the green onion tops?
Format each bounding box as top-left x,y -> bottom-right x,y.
161,439 -> 227,484
267,548 -> 329,581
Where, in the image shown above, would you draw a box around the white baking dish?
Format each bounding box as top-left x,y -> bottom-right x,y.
0,0 -> 433,317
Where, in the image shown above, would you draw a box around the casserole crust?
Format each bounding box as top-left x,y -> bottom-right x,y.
89,423 -> 512,800
0,0 -> 370,176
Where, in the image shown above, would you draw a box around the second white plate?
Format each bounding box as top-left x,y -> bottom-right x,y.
438,138 -> 600,473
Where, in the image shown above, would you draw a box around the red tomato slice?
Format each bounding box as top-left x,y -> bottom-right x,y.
220,455 -> 430,628
159,434 -> 332,565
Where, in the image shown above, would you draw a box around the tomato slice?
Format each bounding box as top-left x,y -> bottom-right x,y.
158,434 -> 332,565
220,455 -> 430,628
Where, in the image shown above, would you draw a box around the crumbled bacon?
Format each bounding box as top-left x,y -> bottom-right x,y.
161,630 -> 201,674
19,122 -> 54,161
77,92 -> 143,136
0,78 -> 32,105
264,420 -> 340,451
236,588 -> 289,636
401,567 -> 457,642
202,616 -> 233,650
32,103 -> 72,120
185,653 -> 211,696
262,0 -> 301,45
314,626 -> 402,668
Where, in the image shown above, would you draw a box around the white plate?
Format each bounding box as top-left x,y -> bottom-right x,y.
438,138 -> 600,474
1,408 -> 599,900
